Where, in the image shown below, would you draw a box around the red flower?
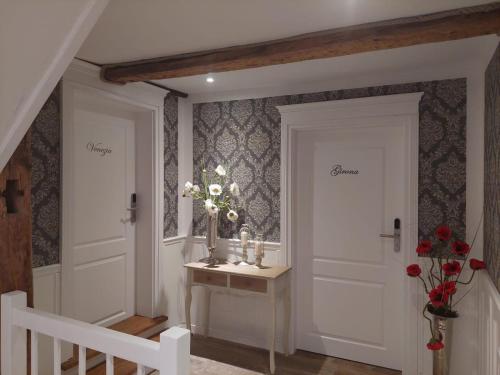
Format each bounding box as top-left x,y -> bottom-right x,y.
451,240 -> 470,256
406,264 -> 422,277
436,225 -> 452,241
427,339 -> 445,351
429,287 -> 450,307
470,258 -> 486,270
442,261 -> 461,276
416,240 -> 433,255
438,281 -> 457,295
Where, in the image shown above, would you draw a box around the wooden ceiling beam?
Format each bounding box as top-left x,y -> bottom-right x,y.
101,3 -> 500,83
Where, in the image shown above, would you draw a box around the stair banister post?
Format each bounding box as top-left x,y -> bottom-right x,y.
159,327 -> 190,375
1,291 -> 27,375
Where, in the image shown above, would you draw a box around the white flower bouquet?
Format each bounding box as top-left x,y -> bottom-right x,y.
182,164 -> 240,223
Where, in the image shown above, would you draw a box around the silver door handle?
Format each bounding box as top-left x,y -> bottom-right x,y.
379,218 -> 401,252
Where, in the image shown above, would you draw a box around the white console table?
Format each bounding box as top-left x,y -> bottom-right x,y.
184,262 -> 292,374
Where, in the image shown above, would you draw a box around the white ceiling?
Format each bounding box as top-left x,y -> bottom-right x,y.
78,0 -> 494,64
154,36 -> 499,97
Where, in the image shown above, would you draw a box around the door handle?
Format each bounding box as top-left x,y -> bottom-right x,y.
379,218 -> 401,252
127,193 -> 137,223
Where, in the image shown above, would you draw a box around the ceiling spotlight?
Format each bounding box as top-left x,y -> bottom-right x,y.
206,76 -> 214,83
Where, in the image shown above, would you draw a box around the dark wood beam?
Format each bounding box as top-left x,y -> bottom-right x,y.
102,3 -> 500,84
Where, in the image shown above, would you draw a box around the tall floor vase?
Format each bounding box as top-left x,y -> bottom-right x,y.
432,315 -> 454,375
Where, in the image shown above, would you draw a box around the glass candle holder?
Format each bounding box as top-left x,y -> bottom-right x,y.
255,234 -> 265,268
238,224 -> 251,265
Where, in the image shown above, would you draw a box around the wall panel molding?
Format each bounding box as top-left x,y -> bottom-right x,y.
479,272 -> 500,375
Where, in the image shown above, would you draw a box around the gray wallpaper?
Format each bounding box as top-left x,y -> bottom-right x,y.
31,84 -> 61,268
193,79 -> 467,242
485,43 -> 500,292
31,88 -> 182,266
164,94 -> 179,238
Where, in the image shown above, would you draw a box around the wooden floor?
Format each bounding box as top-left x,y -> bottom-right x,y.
191,335 -> 402,375
86,333 -> 402,375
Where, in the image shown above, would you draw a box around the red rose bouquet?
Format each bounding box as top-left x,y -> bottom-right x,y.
406,224 -> 486,351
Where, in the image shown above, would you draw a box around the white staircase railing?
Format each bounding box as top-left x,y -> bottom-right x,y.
1,291 -> 190,375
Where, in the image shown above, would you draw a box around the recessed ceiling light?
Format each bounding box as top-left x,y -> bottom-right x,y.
206,76 -> 214,83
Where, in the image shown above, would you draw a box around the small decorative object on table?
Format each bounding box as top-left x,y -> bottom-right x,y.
182,164 -> 240,266
406,224 -> 486,375
254,234 -> 265,268
235,224 -> 252,266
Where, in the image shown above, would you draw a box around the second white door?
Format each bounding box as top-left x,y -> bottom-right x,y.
62,85 -> 136,326
295,118 -> 406,370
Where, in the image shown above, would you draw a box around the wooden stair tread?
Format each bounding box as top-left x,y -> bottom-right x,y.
61,315 -> 167,371
86,334 -> 161,375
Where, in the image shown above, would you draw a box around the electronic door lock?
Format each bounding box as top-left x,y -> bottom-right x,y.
379,218 -> 401,252
126,193 -> 137,224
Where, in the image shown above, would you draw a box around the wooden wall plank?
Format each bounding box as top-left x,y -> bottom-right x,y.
0,131 -> 34,369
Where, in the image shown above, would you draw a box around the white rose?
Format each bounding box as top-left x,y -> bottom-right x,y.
204,199 -> 213,210
192,185 -> 201,193
209,184 -> 222,196
229,182 -> 240,196
205,199 -> 219,216
215,165 -> 226,177
227,210 -> 238,222
182,181 -> 193,197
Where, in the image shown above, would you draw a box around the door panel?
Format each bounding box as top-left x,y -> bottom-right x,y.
296,123 -> 405,370
73,255 -> 127,323
62,87 -> 135,327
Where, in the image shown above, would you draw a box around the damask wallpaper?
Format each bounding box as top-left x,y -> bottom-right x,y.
31,84 -> 61,268
193,79 -> 467,243
484,43 -> 500,292
164,94 -> 179,238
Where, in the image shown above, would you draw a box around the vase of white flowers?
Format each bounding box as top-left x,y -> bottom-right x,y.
182,164 -> 240,266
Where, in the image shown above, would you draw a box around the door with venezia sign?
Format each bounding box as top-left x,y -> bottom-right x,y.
62,85 -> 136,326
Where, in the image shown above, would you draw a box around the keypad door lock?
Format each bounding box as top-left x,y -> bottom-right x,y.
380,218 -> 401,252
126,193 -> 137,224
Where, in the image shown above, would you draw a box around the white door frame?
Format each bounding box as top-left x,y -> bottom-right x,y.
278,93 -> 425,374
61,60 -> 165,319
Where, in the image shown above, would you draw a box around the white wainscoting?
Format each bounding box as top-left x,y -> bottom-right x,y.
160,236 -> 288,352
479,272 -> 500,375
33,264 -> 62,375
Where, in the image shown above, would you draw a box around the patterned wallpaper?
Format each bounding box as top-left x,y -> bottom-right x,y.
31,88 -> 182,266
164,94 -> 179,238
31,84 -> 61,267
193,79 -> 467,243
485,43 -> 500,292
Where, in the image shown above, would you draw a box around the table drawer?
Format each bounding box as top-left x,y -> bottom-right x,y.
193,270 -> 227,287
230,275 -> 268,293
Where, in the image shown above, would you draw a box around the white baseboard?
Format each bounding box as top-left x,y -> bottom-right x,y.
479,272 -> 500,375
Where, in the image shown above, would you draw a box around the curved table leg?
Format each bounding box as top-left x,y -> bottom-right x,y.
204,288 -> 212,337
185,269 -> 192,332
284,274 -> 292,356
269,282 -> 277,374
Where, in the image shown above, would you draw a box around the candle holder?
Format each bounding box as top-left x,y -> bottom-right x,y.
254,234 -> 265,268
235,224 -> 252,266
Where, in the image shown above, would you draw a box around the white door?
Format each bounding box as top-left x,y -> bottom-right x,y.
62,86 -> 136,326
295,119 -> 406,370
